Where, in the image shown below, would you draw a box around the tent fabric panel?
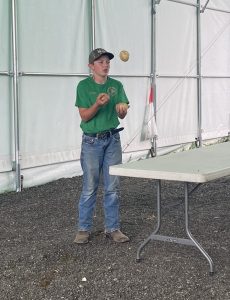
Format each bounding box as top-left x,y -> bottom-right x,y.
95,0 -> 151,75
18,0 -> 90,73
202,0 -> 230,11
0,0 -> 11,70
0,0 -> 12,174
0,77 -> 12,172
201,5 -> 230,140
116,77 -> 153,153
0,160 -> 82,193
201,8 -> 230,75
19,76 -> 81,168
157,0 -> 197,76
156,77 -> 198,147
202,78 -> 230,140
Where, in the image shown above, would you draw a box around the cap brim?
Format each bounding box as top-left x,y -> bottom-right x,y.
106,52 -> 114,60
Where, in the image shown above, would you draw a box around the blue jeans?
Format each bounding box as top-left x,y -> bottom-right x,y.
78,132 -> 122,232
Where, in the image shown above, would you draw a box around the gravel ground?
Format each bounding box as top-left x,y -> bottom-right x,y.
0,175 -> 230,300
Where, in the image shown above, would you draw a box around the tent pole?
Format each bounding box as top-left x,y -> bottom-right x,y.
196,0 -> 202,147
11,0 -> 22,191
91,0 -> 96,49
150,0 -> 157,157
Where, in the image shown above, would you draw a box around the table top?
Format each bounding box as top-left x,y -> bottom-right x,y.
110,142 -> 230,183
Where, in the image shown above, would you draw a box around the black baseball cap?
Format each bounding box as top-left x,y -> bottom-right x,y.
89,48 -> 114,64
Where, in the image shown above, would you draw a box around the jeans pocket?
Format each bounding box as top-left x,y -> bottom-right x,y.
83,135 -> 95,145
112,132 -> 121,142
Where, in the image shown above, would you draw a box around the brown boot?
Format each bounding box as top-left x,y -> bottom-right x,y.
73,231 -> 90,244
106,230 -> 130,243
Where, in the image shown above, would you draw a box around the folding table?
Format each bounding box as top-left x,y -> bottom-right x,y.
110,141 -> 230,274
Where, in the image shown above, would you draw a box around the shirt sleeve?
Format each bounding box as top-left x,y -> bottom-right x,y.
118,82 -> 129,105
75,82 -> 89,108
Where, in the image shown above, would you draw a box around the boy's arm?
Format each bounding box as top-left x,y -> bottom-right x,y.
78,93 -> 110,122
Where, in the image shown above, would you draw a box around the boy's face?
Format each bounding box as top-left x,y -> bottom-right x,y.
89,55 -> 110,77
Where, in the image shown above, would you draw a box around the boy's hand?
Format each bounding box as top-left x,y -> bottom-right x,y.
96,93 -> 110,107
116,103 -> 129,119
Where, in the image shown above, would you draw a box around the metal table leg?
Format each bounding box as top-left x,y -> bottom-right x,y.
136,180 -> 215,274
184,182 -> 214,274
136,179 -> 162,261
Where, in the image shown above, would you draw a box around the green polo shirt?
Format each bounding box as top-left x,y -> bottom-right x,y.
75,76 -> 129,133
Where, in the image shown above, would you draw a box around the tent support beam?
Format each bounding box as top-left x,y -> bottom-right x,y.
157,74 -> 230,79
167,0 -> 198,8
11,0 -> 22,192
168,0 -> 230,13
200,0 -> 210,13
149,0 -> 157,157
91,0 -> 96,50
19,72 -> 151,78
0,72 -> 12,76
196,0 -> 202,147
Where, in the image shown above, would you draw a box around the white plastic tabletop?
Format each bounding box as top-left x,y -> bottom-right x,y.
110,142 -> 230,183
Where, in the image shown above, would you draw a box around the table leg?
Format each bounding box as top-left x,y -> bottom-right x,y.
136,179 -> 162,261
136,180 -> 215,275
184,182 -> 214,275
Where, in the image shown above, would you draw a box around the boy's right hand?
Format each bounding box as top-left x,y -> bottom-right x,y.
96,93 -> 110,107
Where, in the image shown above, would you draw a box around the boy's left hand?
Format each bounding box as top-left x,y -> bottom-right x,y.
116,103 -> 129,119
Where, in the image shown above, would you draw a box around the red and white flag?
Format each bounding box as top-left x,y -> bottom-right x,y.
142,85 -> 158,140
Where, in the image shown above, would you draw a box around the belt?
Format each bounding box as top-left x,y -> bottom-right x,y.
84,127 -> 124,139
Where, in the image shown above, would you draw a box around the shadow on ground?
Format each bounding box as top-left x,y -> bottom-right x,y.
0,176 -> 230,300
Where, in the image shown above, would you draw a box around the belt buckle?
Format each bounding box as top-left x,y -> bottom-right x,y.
97,131 -> 111,139
96,132 -> 105,139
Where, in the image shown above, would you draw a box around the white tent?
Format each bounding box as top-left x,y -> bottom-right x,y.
0,0 -> 230,193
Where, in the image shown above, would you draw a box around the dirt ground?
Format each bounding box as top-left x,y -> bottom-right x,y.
0,175 -> 230,300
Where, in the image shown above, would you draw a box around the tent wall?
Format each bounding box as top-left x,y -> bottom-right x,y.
156,0 -> 198,147
0,0 -> 230,193
0,0 -> 11,174
201,5 -> 230,140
